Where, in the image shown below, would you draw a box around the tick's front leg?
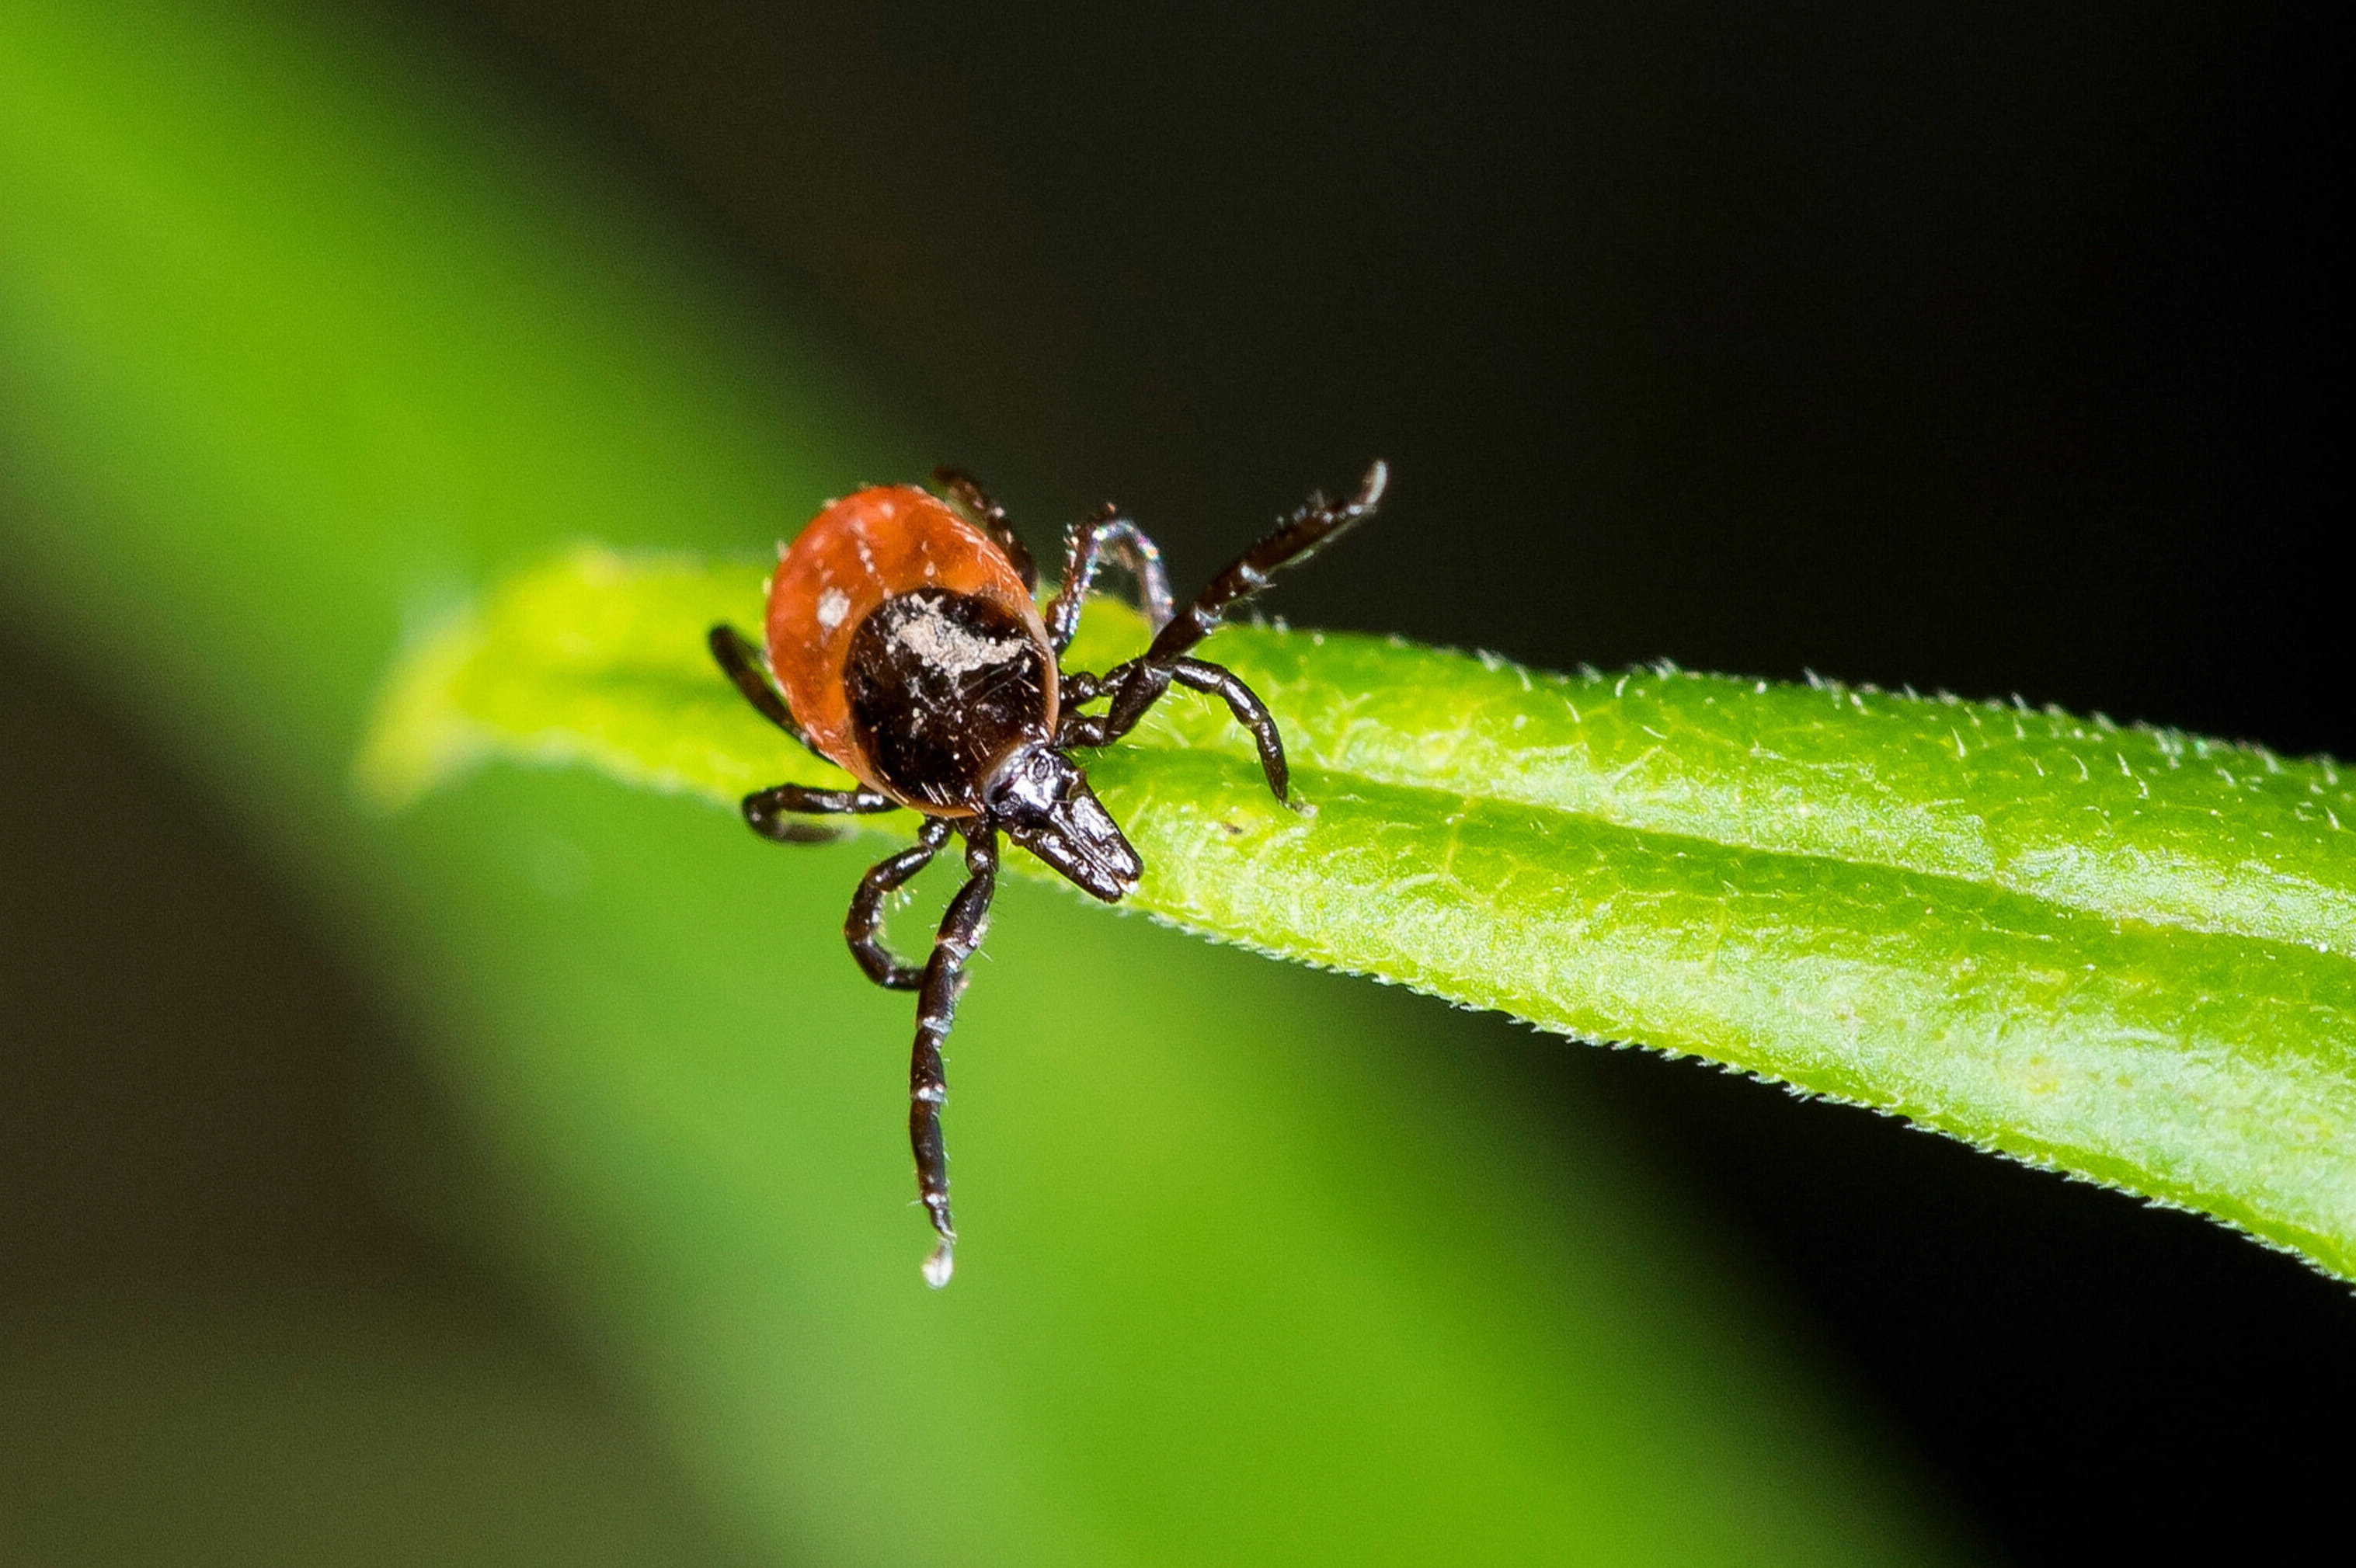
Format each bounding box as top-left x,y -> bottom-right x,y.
907,826 -> 999,1288
844,816 -> 955,988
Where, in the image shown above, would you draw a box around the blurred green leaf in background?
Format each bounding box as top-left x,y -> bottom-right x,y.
0,2 -> 1973,1563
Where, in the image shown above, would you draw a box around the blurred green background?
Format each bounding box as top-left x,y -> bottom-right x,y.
2,2 -> 2348,1563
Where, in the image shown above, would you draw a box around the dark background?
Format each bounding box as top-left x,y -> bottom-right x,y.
5,3 -> 2347,1561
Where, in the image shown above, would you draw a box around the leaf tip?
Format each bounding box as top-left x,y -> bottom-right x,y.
351,603 -> 490,813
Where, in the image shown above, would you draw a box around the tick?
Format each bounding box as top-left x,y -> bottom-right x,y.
710,461 -> 1387,1285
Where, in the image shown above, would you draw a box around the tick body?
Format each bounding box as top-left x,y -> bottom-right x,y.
712,462 -> 1387,1285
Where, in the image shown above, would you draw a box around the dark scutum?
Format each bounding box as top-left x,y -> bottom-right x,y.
844,589 -> 1053,808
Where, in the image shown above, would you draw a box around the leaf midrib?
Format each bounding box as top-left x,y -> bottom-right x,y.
1126,628 -> 2356,954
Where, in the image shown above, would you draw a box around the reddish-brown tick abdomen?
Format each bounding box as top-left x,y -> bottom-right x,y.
765,485 -> 1054,806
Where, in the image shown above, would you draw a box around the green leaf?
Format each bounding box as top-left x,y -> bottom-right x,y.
367,547 -> 2356,1281
4,2 -> 1975,1562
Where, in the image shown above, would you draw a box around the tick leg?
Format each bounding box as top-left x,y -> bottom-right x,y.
742,781 -> 899,844
1172,657 -> 1289,800
709,624 -> 833,763
1071,463 -> 1387,756
934,465 -> 1038,596
845,816 -> 955,989
1046,502 -> 1176,651
907,825 -> 999,1288
1056,658 -> 1289,801
1140,460 -> 1386,667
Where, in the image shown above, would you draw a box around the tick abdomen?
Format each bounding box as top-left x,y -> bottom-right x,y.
764,484 -> 1056,804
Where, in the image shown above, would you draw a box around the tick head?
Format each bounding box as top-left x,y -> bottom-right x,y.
985,745 -> 1140,902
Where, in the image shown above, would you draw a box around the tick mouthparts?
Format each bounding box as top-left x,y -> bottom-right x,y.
986,747 -> 1142,901
1015,808 -> 1141,902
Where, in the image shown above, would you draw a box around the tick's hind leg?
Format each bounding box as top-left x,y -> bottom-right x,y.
845,816 -> 954,989
934,465 -> 1038,595
907,826 -> 1000,1288
710,624 -> 833,763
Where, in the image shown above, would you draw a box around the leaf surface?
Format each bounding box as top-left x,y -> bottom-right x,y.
366,548 -> 2356,1281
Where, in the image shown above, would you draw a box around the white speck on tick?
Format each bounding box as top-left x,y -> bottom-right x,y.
816,588 -> 851,631
891,598 -> 1024,676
